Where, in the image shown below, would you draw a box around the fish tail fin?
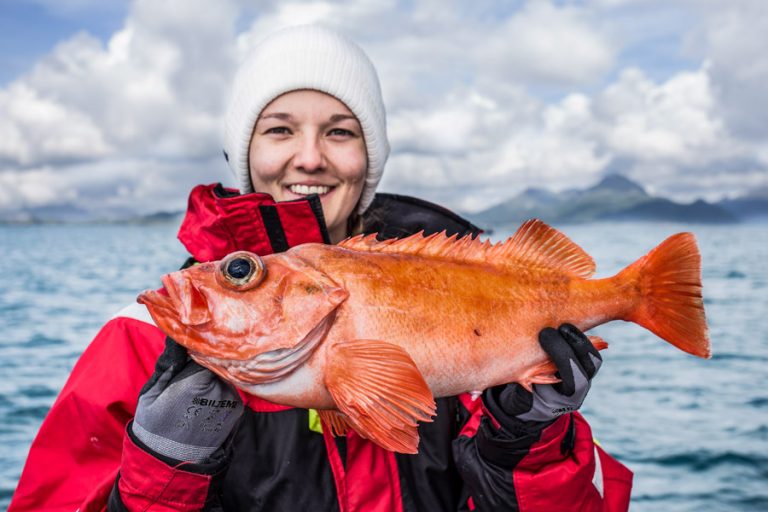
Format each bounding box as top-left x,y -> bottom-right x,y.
618,232 -> 711,358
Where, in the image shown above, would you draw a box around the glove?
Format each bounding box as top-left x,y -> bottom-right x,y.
131,338 -> 244,464
484,323 -> 602,437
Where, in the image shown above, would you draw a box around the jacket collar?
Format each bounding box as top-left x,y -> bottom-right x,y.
177,183 -> 481,262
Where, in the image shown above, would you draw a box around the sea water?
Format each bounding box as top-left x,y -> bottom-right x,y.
0,220 -> 766,511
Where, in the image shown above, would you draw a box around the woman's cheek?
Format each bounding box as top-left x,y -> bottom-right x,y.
249,155 -> 284,185
340,149 -> 367,181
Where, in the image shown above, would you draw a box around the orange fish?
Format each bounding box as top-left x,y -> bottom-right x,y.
138,219 -> 710,453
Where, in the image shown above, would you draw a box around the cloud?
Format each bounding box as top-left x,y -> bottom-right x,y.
686,0 -> 768,140
0,80 -> 111,166
381,58 -> 764,211
381,86 -> 605,211
11,0 -> 238,164
0,0 -> 765,218
0,156 -> 226,215
475,1 -> 615,85
0,0 -> 241,214
596,66 -> 737,165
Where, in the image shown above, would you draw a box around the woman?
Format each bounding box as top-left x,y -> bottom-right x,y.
10,25 -> 632,511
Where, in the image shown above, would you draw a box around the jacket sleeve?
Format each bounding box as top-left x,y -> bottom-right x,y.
452,394 -> 633,512
9,309 -> 166,512
107,425 -> 226,512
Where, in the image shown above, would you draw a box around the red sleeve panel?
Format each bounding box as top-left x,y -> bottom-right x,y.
453,405 -> 632,512
9,315 -> 166,512
115,429 -> 211,511
596,443 -> 633,512
514,413 -> 632,512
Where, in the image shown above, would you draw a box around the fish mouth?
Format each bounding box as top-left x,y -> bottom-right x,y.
137,288 -> 177,322
138,272 -> 211,328
192,308 -> 337,386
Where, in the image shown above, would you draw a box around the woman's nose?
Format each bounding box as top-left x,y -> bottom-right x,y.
293,137 -> 325,172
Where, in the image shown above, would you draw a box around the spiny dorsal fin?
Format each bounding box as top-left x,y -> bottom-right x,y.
339,219 -> 595,278
505,219 -> 596,277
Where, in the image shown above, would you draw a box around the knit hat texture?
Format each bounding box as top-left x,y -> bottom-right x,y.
223,25 -> 389,214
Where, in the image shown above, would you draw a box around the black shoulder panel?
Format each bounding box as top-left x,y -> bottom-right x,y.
221,409 -> 340,511
363,193 -> 483,240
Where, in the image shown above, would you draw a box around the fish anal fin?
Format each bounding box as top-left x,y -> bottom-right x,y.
517,335 -> 609,392
588,335 -> 609,352
325,339 -> 436,454
317,409 -> 353,437
518,359 -> 561,393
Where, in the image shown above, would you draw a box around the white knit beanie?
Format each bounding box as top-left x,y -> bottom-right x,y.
223,25 -> 389,214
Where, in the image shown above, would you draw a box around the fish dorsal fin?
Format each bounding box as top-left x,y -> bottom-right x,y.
504,219 -> 596,277
339,219 -> 595,278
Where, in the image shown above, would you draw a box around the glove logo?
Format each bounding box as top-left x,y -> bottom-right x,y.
192,396 -> 240,409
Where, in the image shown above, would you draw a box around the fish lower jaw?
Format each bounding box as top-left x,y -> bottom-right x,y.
240,364 -> 335,409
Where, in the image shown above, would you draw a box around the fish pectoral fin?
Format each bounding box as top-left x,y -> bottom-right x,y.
519,359 -> 561,393
324,339 -> 436,454
317,409 -> 353,437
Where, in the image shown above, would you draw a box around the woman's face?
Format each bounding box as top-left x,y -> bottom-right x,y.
249,90 -> 367,244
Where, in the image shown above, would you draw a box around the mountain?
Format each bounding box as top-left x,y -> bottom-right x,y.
718,194 -> 768,220
0,204 -> 93,224
114,210 -> 185,225
0,204 -> 184,225
611,198 -> 737,223
468,174 -> 740,226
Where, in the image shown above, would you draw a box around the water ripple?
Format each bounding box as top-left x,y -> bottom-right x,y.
632,451 -> 768,472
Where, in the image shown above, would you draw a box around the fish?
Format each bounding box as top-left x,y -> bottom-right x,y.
138,219 -> 710,454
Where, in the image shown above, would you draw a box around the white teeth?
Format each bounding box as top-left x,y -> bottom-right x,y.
289,184 -> 331,195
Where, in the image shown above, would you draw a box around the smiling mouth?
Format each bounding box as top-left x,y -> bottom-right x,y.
288,184 -> 333,196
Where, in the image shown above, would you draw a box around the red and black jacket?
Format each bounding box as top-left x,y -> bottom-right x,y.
10,184 -> 632,512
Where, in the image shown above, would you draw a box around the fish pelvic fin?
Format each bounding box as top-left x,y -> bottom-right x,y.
324,340 -> 436,454
317,409 -> 353,437
619,232 -> 711,359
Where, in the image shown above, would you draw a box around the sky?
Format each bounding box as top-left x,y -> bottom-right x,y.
0,0 -> 766,218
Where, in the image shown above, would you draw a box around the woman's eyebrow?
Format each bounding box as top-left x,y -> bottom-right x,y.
329,114 -> 357,123
258,112 -> 293,122
257,112 -> 357,123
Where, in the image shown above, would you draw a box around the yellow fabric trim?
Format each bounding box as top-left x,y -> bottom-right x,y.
308,408 -> 323,434
593,437 -> 602,447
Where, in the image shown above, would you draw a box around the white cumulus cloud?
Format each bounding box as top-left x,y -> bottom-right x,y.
0,0 -> 765,218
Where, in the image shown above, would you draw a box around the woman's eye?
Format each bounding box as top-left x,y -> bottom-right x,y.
265,126 -> 291,135
328,128 -> 355,137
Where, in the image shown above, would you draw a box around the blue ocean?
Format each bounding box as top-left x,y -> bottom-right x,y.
1,220 -> 766,511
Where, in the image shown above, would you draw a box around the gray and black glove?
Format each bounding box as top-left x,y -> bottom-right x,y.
484,323 -> 602,438
131,338 -> 243,464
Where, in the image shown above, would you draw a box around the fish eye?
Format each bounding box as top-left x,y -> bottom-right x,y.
227,258 -> 251,279
217,251 -> 266,290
